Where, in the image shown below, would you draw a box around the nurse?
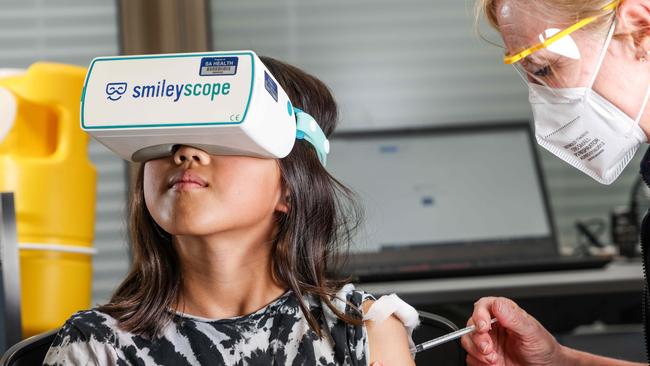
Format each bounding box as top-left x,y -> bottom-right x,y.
463,0 -> 650,365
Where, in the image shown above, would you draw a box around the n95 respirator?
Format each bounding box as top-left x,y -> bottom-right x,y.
81,50 -> 329,165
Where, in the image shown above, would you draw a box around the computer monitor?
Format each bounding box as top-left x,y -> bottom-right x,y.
327,123 -> 558,279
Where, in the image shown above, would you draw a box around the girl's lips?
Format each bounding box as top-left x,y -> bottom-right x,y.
168,170 -> 208,190
171,181 -> 206,190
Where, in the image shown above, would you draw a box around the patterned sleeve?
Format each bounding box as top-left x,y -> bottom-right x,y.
43,311 -> 120,366
319,283 -> 376,366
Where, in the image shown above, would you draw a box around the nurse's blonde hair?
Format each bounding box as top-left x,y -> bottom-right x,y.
475,0 -> 618,33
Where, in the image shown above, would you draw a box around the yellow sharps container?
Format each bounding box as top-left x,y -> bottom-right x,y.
0,63 -> 96,337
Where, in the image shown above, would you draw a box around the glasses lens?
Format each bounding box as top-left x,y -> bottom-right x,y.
510,16 -> 616,99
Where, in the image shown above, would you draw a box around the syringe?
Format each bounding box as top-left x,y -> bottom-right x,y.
410,318 -> 498,353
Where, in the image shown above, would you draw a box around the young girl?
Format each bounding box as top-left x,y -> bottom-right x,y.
43,56 -> 416,366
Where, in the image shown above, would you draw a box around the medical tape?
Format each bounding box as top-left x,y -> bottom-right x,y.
363,293 -> 421,356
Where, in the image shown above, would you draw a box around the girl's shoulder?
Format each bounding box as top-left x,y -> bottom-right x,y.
335,283 -> 375,309
43,309 -> 121,366
309,283 -> 375,321
337,283 -> 376,306
58,308 -> 118,339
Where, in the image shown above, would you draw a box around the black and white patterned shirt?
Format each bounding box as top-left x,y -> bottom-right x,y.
43,284 -> 377,366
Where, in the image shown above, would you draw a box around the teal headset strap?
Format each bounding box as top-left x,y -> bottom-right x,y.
293,107 -> 330,166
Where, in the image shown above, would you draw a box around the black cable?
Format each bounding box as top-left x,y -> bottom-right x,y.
636,146 -> 650,362
576,218 -> 606,251
630,175 -> 645,223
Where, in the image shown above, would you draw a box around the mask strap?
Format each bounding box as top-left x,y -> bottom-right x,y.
635,84 -> 650,124
586,17 -> 617,91
293,107 -> 330,166
585,16 -> 649,127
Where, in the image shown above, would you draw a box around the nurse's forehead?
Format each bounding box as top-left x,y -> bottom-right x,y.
495,0 -> 563,51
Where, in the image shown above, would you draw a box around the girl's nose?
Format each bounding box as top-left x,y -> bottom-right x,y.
172,145 -> 211,165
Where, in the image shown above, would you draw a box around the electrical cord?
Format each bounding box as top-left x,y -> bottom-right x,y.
576,218 -> 607,249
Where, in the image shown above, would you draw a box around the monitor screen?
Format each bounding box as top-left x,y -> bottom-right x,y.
327,125 -> 555,259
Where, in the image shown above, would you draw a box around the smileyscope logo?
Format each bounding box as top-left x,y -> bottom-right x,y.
106,82 -> 127,101
104,80 -> 232,103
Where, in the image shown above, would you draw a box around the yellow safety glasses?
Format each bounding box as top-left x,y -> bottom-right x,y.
503,0 -> 621,64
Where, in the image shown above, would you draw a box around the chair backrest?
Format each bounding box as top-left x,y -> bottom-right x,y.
0,328 -> 59,366
413,311 -> 466,366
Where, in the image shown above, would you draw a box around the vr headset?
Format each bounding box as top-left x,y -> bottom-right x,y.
81,50 -> 329,165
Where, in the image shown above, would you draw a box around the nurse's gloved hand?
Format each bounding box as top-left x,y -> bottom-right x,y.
461,297 -> 565,366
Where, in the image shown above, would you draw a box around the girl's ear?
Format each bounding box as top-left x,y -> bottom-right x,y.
276,187 -> 290,214
617,0 -> 650,52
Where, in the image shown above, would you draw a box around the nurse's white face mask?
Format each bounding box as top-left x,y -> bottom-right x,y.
529,19 -> 650,185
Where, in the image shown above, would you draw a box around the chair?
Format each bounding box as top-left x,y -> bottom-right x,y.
414,311 -> 466,366
0,328 -> 59,366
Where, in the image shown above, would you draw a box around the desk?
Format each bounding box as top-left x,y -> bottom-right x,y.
356,260 -> 644,306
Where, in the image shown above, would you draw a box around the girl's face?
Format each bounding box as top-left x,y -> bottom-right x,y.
143,145 -> 287,237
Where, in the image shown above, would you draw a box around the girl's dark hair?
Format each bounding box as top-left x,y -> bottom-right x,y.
99,55 -> 363,337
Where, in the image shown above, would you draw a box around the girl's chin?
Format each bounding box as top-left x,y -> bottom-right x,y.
163,222 -> 229,237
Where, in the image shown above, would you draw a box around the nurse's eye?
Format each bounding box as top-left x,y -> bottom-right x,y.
533,65 -> 551,77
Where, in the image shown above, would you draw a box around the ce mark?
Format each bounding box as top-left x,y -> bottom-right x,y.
229,114 -> 241,122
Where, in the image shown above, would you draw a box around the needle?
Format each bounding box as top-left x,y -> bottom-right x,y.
410,318 -> 498,353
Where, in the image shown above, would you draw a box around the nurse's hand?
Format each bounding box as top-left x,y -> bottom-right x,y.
461,296 -> 563,366
462,297 -> 645,366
